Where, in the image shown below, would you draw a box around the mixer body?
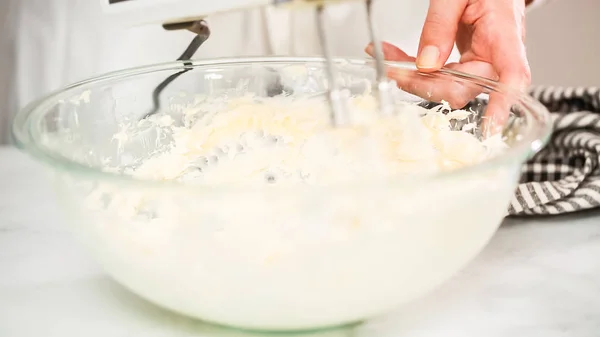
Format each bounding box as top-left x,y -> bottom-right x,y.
102,0 -> 357,27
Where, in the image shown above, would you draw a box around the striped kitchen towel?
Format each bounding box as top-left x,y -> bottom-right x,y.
509,86 -> 600,216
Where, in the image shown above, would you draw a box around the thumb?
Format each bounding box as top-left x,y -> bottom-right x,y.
417,0 -> 467,71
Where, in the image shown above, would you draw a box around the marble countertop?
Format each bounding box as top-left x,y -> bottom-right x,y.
1,147 -> 599,337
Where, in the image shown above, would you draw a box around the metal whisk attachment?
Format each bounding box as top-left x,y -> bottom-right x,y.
143,20 -> 211,119
364,0 -> 394,116
315,5 -> 350,127
313,0 -> 393,125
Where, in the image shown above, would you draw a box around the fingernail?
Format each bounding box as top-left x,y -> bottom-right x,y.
417,45 -> 440,69
365,44 -> 374,56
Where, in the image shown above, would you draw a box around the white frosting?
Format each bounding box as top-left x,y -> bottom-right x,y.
111,94 -> 506,186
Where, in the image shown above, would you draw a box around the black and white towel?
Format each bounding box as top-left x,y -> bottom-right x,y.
509,86 -> 600,216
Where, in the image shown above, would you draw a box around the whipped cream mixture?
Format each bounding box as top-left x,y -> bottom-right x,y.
110,94 -> 506,185
68,92 -> 516,330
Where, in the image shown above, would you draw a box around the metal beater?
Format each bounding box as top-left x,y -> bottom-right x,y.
114,0 -> 394,124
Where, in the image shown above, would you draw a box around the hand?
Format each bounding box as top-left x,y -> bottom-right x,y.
366,0 -> 531,128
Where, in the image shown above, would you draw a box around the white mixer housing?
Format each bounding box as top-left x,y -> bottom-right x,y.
101,0 -> 274,27
101,0 -> 358,28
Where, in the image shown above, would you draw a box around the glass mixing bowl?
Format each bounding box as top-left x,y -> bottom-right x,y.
12,57 -> 551,331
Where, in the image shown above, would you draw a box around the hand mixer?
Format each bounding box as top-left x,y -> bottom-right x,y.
102,0 -> 394,125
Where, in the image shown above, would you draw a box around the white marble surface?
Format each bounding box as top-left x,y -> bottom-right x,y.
1,147 -> 599,337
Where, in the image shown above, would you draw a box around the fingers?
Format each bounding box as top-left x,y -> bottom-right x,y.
444,61 -> 497,106
417,0 -> 468,71
491,4 -> 531,91
482,1 -> 530,135
495,50 -> 531,92
366,42 -> 495,109
391,61 -> 495,109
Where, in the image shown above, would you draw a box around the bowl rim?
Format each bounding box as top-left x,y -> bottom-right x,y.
11,56 -> 553,190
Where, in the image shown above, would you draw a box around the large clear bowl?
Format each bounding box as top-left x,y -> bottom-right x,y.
11,57 -> 551,331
